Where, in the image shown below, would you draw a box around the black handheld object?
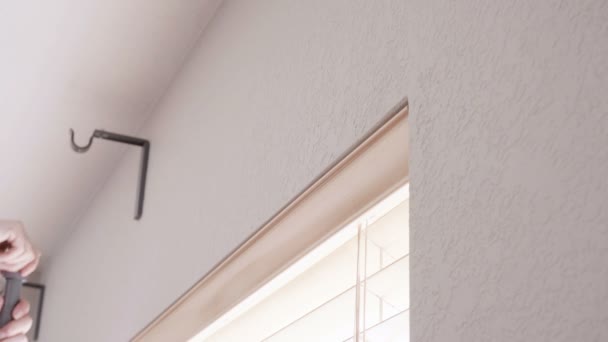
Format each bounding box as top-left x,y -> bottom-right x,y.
0,271 -> 23,327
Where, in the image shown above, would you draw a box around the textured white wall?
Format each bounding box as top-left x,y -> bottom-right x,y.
408,1 -> 608,341
41,1 -> 408,341
42,0 -> 608,341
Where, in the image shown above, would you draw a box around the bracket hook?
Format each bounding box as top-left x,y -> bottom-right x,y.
69,128 -> 96,153
69,128 -> 150,220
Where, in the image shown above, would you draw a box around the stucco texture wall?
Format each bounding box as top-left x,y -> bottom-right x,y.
41,1 -> 408,341
42,0 -> 608,341
408,1 -> 608,341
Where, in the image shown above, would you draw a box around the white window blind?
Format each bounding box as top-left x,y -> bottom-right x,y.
192,185 -> 409,342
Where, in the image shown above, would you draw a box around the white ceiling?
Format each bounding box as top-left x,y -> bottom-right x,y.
0,1 -> 222,259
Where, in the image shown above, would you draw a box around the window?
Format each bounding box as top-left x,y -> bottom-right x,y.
133,98 -> 408,342
192,185 -> 409,341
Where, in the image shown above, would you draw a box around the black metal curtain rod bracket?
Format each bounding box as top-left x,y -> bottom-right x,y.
69,128 -> 150,220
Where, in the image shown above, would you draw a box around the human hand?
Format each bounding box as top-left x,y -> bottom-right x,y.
0,221 -> 40,276
0,298 -> 31,342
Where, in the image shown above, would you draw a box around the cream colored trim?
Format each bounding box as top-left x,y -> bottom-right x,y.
132,99 -> 409,342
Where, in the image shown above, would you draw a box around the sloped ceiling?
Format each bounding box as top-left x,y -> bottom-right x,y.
0,1 -> 223,259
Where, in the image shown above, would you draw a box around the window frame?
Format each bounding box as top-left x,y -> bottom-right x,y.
132,98 -> 409,342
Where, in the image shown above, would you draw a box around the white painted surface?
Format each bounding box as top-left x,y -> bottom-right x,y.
41,0 -> 608,341
408,1 -> 608,341
41,1 -> 408,341
0,1 -> 221,257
